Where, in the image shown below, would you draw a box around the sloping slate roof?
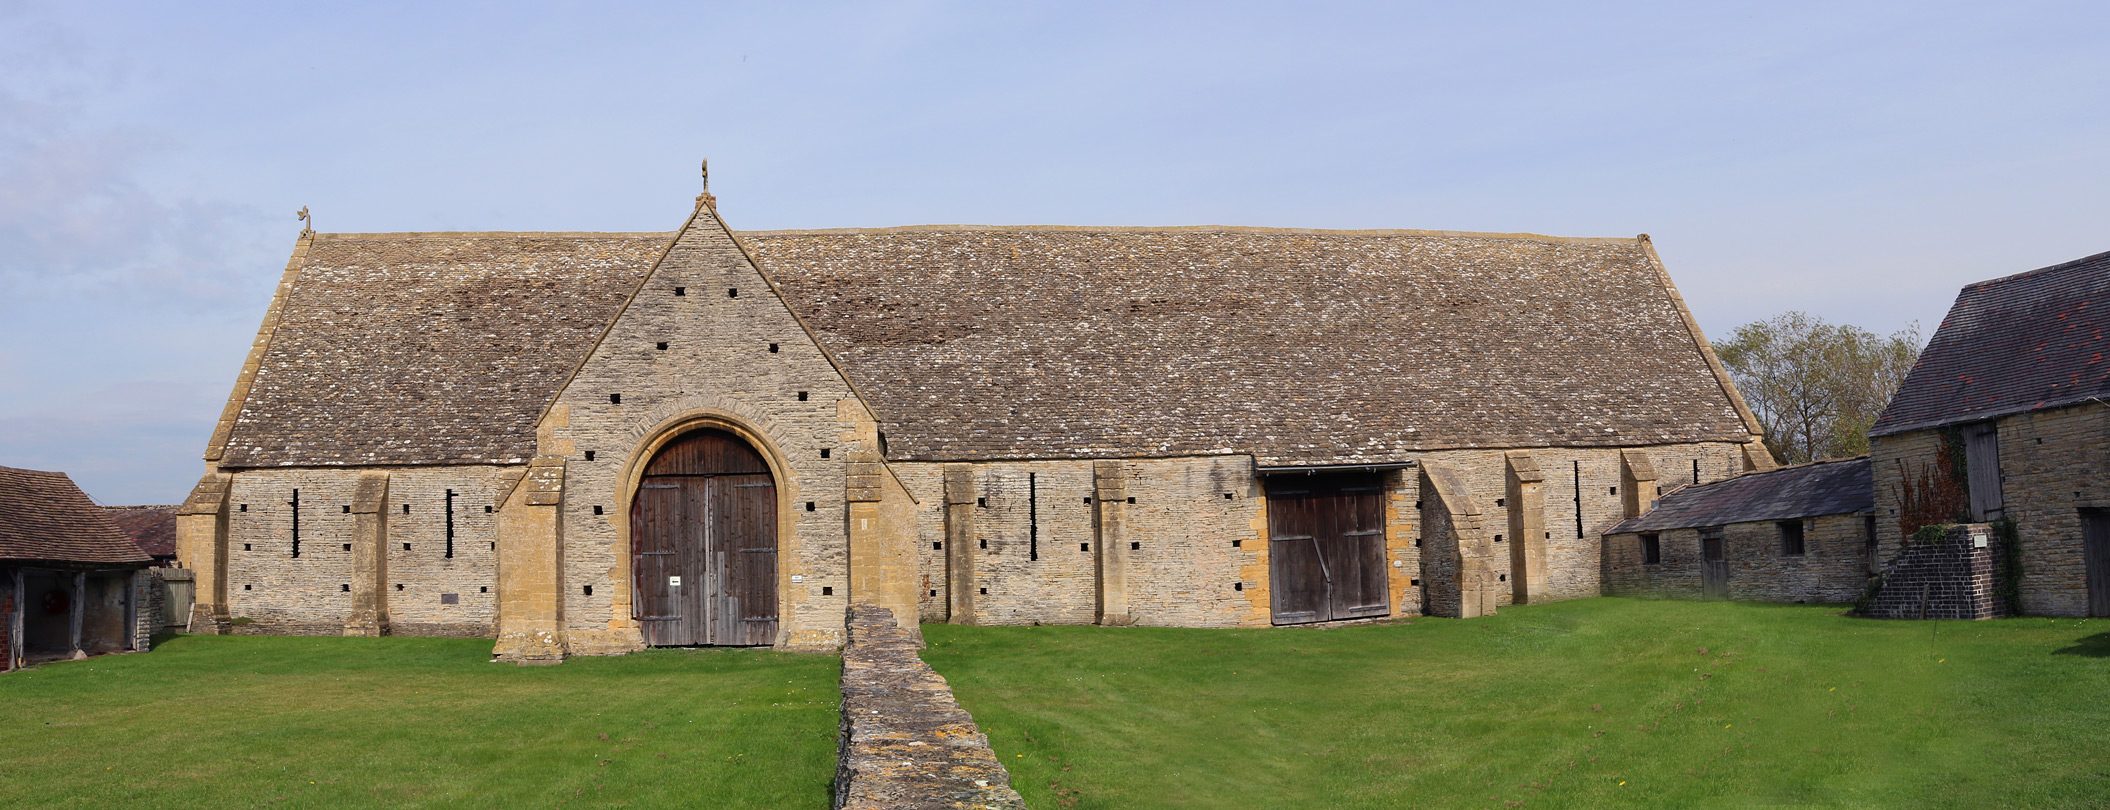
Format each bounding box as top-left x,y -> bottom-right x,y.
0,466 -> 155,565
219,233 -> 669,467
746,227 -> 1752,465
1610,457 -> 1871,534
1872,250 -> 2110,436
104,505 -> 178,558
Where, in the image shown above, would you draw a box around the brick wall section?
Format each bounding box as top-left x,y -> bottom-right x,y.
835,603 -> 1025,810
1605,513 -> 1871,603
1866,524 -> 2007,620
222,466 -> 508,636
547,202 -> 869,653
1874,401 -> 2108,616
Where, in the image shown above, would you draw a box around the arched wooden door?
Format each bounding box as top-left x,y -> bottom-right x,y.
632,429 -> 778,646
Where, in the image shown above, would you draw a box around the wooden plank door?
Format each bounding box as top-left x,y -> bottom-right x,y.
1963,421 -> 2003,521
2082,508 -> 2110,618
1700,531 -> 1729,601
1266,473 -> 1389,625
632,429 -> 777,646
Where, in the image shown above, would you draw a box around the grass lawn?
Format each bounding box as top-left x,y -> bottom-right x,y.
922,598 -> 2110,809
0,634 -> 839,809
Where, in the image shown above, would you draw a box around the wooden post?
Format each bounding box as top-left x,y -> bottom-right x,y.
123,569 -> 138,651
8,569 -> 22,670
69,571 -> 85,660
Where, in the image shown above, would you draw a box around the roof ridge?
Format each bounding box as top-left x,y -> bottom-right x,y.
736,224 -> 1641,245
1964,248 -> 2110,290
312,231 -> 676,240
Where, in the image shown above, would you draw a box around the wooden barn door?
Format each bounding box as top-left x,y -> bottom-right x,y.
1700,530 -> 1729,601
2082,508 -> 2110,618
1266,473 -> 1389,625
631,430 -> 778,646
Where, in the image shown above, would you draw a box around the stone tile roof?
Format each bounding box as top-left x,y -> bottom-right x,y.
0,465 -> 155,565
218,232 -> 669,467
1610,456 -> 1871,534
103,505 -> 178,558
1871,250 -> 2110,436
746,226 -> 1754,465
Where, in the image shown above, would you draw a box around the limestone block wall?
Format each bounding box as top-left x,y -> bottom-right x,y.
1118,456 -> 1264,628
1383,468 -> 1424,618
545,202 -> 866,653
1410,442 -> 1746,605
1985,404 -> 2109,616
1605,514 -> 1870,603
1874,402 -> 2110,616
222,466 -> 509,636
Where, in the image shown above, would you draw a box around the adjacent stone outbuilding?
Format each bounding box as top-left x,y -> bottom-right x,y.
180,169 -> 1770,661
1869,249 -> 2110,617
2,465 -> 159,671
1605,457 -> 1874,604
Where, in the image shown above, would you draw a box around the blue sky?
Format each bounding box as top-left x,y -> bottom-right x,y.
3,1 -> 2106,504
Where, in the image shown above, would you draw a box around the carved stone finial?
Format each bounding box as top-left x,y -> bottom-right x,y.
696,159 -> 717,209
297,206 -> 312,234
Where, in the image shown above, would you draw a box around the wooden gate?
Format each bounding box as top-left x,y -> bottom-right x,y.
1700,530 -> 1729,601
2082,509 -> 2110,618
631,429 -> 778,646
1265,473 -> 1389,625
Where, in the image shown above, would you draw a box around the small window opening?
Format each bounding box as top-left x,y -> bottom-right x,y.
768,343 -> 779,353
1864,515 -> 1877,549
929,589 -> 937,597
593,505 -> 604,515
1610,486 -> 1618,495
673,286 -> 686,296
341,584 -> 349,592
243,543 -> 252,551
979,538 -> 987,549
1414,500 -> 1424,509
1234,582 -> 1244,591
240,504 -> 248,512
1779,520 -> 1807,556
1224,493 -> 1235,499
656,342 -> 668,350
342,505 -> 350,513
728,288 -> 738,298
933,542 -> 943,550
402,503 -> 410,514
395,583 -> 404,591
797,391 -> 808,401
1496,498 -> 1506,507
1499,573 -> 1507,581
820,448 -> 831,459
485,505 -> 493,513
1641,533 -> 1661,565
977,497 -> 987,507
403,543 -> 411,551
610,393 -> 622,404
1130,541 -> 1141,550
1415,539 -> 1422,548
480,586 -> 488,593
342,543 -> 351,551
1410,578 -> 1421,586
1494,534 -> 1504,542
583,585 -> 593,596
585,450 -> 596,461
822,586 -> 833,596
1231,539 -> 1241,548
1084,497 -> 1092,504
979,587 -> 987,595
1080,543 -> 1090,552
806,502 -> 816,512
1126,497 -> 1134,504
244,584 -> 252,590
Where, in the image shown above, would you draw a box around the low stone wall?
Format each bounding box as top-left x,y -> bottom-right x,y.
835,604 -> 1025,810
1866,524 -> 2007,620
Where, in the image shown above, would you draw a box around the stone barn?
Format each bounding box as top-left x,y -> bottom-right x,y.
1870,248 -> 2110,617
1604,457 -> 1874,603
178,171 -> 1771,661
2,465 -> 159,671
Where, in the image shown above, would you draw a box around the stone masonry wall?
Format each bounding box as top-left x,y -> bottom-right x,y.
1874,402 -> 2109,616
1866,524 -> 2006,620
547,202 -> 867,653
835,603 -> 1025,810
1605,513 -> 1871,604
222,466 -> 509,636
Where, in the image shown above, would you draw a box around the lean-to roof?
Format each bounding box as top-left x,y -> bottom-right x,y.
0,466 -> 155,565
1871,250 -> 2110,437
217,232 -> 669,467
1609,456 -> 1871,534
747,226 -> 1753,465
104,505 -> 178,558
215,225 -> 1755,468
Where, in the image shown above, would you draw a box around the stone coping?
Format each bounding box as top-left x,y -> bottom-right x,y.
835,604 -> 1026,810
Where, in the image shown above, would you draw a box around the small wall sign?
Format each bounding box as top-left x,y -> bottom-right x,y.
669,576 -> 682,587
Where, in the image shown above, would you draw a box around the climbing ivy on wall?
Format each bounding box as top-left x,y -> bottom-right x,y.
1991,517 -> 2023,616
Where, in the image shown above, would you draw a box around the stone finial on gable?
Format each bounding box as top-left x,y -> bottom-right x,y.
696,158 -> 717,210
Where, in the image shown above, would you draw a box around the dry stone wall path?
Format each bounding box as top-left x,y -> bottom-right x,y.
835,604 -> 1026,810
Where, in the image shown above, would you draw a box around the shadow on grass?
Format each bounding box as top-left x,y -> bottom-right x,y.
2052,632 -> 2110,657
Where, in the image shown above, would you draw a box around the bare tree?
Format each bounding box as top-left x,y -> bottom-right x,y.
1716,312 -> 1921,464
